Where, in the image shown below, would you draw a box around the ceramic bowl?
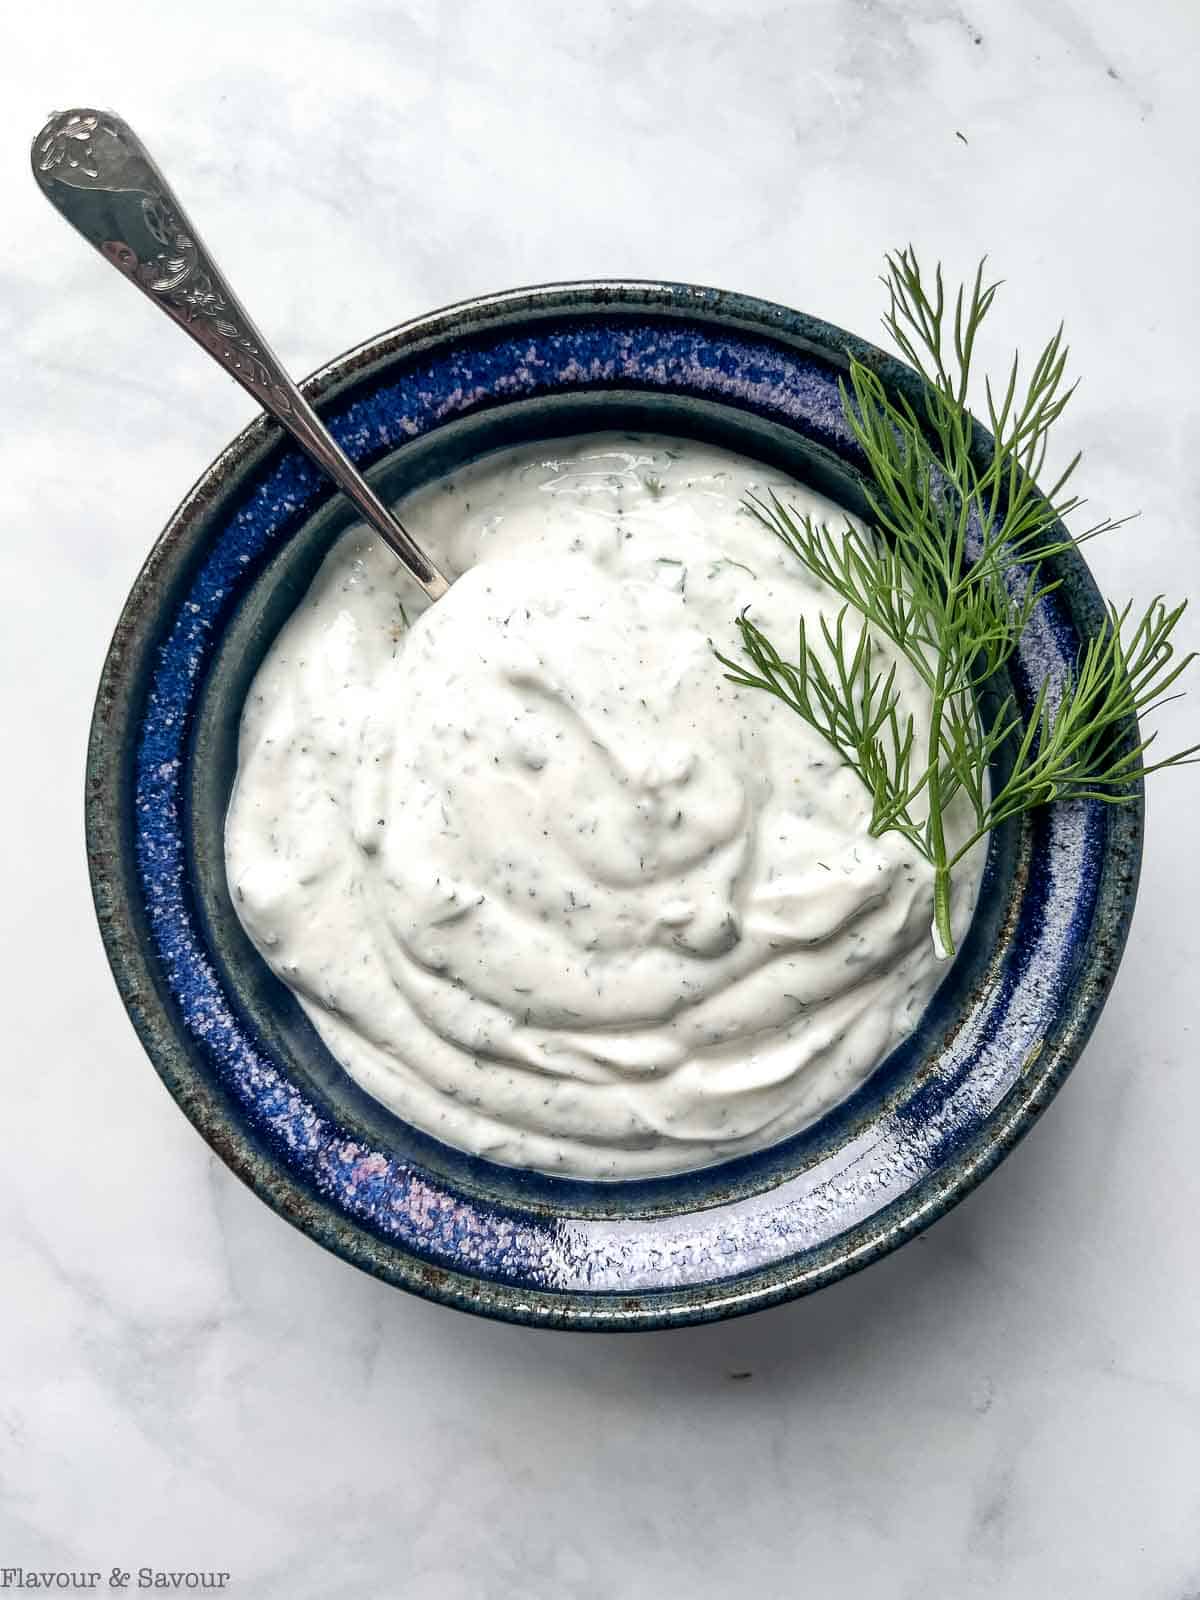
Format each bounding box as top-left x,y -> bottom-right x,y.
87,281 -> 1142,1329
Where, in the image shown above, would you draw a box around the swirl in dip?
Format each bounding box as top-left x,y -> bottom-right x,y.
225,435 -> 980,1177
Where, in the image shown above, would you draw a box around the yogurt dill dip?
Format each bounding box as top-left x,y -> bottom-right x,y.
225,434 -> 983,1178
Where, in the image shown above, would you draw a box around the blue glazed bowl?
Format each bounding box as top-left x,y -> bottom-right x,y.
87,281 -> 1141,1328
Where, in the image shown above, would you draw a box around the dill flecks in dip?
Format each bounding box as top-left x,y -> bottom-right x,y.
224,435 -> 983,1178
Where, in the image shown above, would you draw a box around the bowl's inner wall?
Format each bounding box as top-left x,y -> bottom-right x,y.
185,391 -> 1027,1219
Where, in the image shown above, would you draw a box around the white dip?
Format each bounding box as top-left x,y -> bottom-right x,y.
225,434 -> 981,1178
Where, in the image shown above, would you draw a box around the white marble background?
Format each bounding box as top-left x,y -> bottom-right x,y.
2,1 -> 1199,1595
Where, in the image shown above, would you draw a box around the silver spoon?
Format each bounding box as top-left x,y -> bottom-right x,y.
31,108 -> 451,602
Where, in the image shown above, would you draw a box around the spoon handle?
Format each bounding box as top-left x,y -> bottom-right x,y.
32,108 -> 450,601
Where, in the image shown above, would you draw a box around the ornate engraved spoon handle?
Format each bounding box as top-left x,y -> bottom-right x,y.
32,108 -> 450,601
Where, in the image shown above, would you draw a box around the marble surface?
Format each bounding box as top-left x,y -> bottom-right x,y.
3,1 -> 1199,1594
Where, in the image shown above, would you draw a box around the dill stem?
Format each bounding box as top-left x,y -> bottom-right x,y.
932,864 -> 954,958
926,665 -> 955,957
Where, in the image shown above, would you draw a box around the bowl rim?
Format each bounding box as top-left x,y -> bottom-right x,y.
86,277 -> 1143,1329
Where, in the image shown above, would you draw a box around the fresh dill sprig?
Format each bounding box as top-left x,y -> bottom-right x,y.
716,249 -> 1198,957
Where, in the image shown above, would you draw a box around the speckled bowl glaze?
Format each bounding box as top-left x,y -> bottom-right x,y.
87,281 -> 1142,1329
